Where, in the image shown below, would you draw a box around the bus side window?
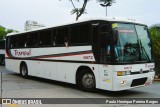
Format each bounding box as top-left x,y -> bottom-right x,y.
10,36 -> 18,48
27,32 -> 39,47
39,30 -> 52,47
51,29 -> 56,46
55,27 -> 69,46
53,34 -> 56,46
70,26 -> 79,44
17,34 -> 27,48
93,26 -> 98,43
70,24 -> 90,45
79,24 -> 90,44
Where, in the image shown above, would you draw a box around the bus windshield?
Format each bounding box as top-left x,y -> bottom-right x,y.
112,23 -> 153,63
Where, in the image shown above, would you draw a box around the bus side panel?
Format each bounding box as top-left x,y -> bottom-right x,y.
5,59 -> 20,73
27,60 -> 40,76
23,60 -> 57,81
6,58 -> 101,89
6,58 -> 58,81
57,62 -> 76,83
99,65 -> 113,90
59,46 -> 95,61
57,62 -> 100,87
57,46 -> 98,84
43,61 -> 57,80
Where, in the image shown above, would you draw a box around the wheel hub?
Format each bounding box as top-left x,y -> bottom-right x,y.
82,73 -> 95,88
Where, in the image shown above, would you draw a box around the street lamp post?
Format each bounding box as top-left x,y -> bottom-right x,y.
100,2 -> 113,16
106,6 -> 107,16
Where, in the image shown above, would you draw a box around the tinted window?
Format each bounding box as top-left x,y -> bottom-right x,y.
10,36 -> 18,48
70,24 -> 91,44
27,32 -> 39,47
93,26 -> 99,43
70,26 -> 79,44
99,24 -> 111,63
55,28 -> 68,45
39,30 -> 52,46
17,34 -> 27,48
100,25 -> 109,33
79,24 -> 90,43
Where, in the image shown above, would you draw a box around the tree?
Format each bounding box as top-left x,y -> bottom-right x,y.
60,0 -> 116,21
149,24 -> 160,75
69,0 -> 89,21
0,25 -> 17,40
0,25 -> 7,40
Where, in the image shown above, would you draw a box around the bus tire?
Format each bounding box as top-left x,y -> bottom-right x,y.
77,69 -> 95,92
20,63 -> 28,78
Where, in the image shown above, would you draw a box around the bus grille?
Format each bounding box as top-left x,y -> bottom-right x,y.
131,70 -> 149,75
131,77 -> 147,87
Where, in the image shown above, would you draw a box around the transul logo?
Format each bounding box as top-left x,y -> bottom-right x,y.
145,64 -> 154,68
14,49 -> 31,56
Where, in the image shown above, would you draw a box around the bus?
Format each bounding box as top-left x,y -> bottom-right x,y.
0,40 -> 5,65
5,18 -> 155,91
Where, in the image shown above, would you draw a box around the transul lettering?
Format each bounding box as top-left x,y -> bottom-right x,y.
14,49 -> 31,56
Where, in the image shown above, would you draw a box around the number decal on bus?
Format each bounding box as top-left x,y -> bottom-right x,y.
83,56 -> 93,59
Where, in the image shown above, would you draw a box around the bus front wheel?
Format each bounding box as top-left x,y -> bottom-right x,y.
20,63 -> 28,78
78,69 -> 95,92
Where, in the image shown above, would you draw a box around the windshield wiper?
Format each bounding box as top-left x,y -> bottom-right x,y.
138,39 -> 151,62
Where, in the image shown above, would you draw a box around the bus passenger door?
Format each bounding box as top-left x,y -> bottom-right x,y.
99,24 -> 111,63
92,23 -> 113,90
92,23 -> 111,63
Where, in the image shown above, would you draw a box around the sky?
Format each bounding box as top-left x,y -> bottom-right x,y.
0,0 -> 160,31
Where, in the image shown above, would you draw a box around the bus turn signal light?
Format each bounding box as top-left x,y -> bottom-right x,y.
117,71 -> 131,76
117,71 -> 123,76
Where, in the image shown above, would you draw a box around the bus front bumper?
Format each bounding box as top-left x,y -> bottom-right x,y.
112,72 -> 155,91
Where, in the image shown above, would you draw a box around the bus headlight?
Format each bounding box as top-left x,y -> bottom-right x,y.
126,70 -> 131,75
149,68 -> 155,72
117,71 -> 131,76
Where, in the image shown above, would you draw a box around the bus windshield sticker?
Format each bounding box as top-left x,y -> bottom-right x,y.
112,23 -> 118,28
118,29 -> 135,33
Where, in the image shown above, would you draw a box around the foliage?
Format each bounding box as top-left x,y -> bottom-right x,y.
70,0 -> 89,21
0,25 -> 17,40
60,0 -> 116,20
0,25 -> 7,40
149,24 -> 160,74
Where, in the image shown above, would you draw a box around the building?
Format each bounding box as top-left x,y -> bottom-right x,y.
24,20 -> 45,31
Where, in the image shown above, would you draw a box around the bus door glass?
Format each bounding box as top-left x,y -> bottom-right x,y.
99,24 -> 111,63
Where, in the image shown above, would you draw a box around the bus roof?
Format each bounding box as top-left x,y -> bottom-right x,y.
7,17 -> 146,36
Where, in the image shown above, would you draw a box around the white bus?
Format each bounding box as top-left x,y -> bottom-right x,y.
5,18 -> 155,91
0,40 -> 5,65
